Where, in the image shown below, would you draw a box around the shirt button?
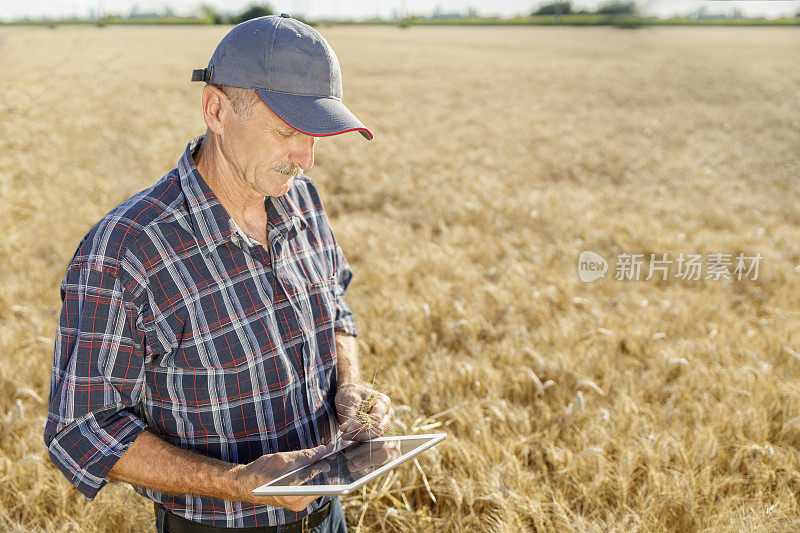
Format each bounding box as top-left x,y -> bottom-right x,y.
280,13 -> 291,18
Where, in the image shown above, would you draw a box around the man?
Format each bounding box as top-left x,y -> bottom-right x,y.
44,14 -> 393,532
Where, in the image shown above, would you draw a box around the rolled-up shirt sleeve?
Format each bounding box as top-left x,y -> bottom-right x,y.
44,257 -> 148,500
332,242 -> 358,337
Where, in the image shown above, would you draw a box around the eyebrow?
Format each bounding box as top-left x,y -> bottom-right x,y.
273,124 -> 318,141
270,125 -> 294,136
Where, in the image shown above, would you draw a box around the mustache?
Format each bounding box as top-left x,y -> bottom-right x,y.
273,162 -> 303,178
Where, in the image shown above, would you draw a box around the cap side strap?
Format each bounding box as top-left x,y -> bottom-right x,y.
191,69 -> 209,82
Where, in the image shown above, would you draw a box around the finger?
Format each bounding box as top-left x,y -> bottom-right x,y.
344,425 -> 364,442
346,419 -> 377,440
277,495 -> 320,512
284,444 -> 330,466
341,418 -> 366,440
337,406 -> 357,424
298,495 -> 320,510
369,402 -> 392,426
342,420 -> 365,440
376,407 -> 394,434
335,390 -> 362,420
338,419 -> 354,434
365,396 -> 391,428
252,492 -> 317,511
367,394 -> 391,418
354,423 -> 382,441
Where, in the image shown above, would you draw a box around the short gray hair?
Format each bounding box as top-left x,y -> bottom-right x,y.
208,84 -> 260,119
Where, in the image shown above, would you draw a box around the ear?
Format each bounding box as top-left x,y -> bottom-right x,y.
201,85 -> 230,137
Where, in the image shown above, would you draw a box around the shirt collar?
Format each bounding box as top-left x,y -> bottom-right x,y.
178,135 -> 308,253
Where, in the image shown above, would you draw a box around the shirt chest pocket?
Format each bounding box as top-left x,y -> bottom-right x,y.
303,274 -> 337,332
275,230 -> 338,336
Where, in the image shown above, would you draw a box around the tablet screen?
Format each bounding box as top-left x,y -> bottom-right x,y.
253,434 -> 446,496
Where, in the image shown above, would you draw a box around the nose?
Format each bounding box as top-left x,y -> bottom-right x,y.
289,134 -> 316,171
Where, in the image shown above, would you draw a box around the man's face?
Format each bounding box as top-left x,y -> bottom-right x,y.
219,97 -> 318,198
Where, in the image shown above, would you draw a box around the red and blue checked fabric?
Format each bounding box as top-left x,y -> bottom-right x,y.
44,136 -> 358,527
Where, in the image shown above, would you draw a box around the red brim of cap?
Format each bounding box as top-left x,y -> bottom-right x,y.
255,89 -> 373,140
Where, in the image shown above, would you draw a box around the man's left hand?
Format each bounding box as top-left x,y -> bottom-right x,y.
334,383 -> 394,441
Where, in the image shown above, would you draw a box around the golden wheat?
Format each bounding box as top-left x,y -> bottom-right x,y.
1,24 -> 799,531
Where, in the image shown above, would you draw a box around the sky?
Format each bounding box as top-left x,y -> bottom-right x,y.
2,0 -> 799,22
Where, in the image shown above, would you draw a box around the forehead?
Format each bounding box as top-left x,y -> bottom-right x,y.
252,99 -> 289,128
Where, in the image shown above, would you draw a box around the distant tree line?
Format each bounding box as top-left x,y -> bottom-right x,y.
533,1 -> 800,19
199,4 -> 282,25
532,1 -> 636,16
198,3 -> 316,26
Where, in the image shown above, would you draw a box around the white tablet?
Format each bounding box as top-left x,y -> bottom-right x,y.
252,433 -> 447,496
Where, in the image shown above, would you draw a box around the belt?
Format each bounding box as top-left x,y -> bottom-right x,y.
155,500 -> 332,533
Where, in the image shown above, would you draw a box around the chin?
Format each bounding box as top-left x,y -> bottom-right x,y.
262,177 -> 294,197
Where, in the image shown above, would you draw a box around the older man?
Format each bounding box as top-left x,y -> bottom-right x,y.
44,14 -> 392,532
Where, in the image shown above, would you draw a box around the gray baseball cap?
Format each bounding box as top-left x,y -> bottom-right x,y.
192,14 -> 372,140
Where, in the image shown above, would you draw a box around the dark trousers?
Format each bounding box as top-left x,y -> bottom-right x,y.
155,497 -> 347,533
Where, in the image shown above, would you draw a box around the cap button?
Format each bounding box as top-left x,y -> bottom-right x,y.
280,13 -> 291,18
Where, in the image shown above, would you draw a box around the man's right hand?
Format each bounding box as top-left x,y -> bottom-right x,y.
109,430 -> 336,513
228,444 -> 334,511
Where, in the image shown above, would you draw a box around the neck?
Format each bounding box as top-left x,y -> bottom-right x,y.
195,133 -> 268,242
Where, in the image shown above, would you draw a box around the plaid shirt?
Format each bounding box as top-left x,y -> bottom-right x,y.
44,136 -> 358,527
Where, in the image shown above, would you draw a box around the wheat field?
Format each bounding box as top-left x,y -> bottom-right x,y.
1,23 -> 799,532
